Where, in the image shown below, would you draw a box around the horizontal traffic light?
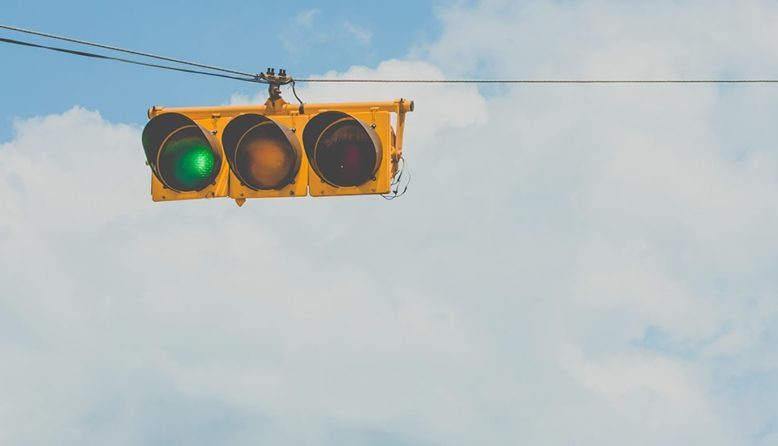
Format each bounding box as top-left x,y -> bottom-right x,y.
142,99 -> 413,203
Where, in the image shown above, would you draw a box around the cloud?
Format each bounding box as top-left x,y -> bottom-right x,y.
280,8 -> 327,59
342,20 -> 372,45
2,1 -> 778,445
295,8 -> 320,28
279,9 -> 374,60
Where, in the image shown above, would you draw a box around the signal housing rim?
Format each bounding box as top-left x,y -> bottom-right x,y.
302,111 -> 382,188
222,114 -> 302,191
141,112 -> 222,192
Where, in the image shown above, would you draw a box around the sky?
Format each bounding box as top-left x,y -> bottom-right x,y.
1,1 -> 778,445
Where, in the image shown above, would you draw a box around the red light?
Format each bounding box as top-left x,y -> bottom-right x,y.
315,120 -> 377,187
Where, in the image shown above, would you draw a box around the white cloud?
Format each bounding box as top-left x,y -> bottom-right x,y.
280,9 -> 374,60
343,20 -> 372,45
295,8 -> 320,28
2,1 -> 778,445
281,9 -> 327,58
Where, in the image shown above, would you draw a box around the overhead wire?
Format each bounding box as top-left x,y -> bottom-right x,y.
294,78 -> 778,84
0,36 -> 263,83
3,24 -> 778,85
0,23 -> 258,78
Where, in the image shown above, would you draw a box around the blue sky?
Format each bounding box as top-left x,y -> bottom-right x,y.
0,0 -> 438,140
2,1 -> 778,445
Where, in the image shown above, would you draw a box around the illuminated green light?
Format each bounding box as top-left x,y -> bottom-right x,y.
159,133 -> 216,191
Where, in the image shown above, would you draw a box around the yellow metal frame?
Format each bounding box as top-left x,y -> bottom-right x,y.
146,99 -> 414,202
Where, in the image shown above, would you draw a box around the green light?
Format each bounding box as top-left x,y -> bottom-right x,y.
159,131 -> 216,191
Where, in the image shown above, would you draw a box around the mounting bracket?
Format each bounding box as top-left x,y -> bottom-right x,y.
258,68 -> 293,112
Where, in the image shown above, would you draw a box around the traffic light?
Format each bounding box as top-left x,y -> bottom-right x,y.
141,94 -> 413,203
222,113 -> 308,200
141,112 -> 229,201
303,110 -> 394,196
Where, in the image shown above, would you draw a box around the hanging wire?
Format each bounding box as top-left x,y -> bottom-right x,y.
290,80 -> 305,105
382,157 -> 410,200
0,23 -> 258,78
4,24 -> 778,85
294,78 -> 778,84
0,36 -> 263,83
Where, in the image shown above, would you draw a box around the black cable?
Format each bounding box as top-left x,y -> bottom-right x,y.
290,80 -> 305,105
0,36 -> 263,84
296,78 -> 778,84
4,24 -> 778,86
383,157 -> 410,200
5,24 -> 778,86
0,23 -> 257,78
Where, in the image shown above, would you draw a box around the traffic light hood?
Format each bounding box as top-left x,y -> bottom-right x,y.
222,114 -> 303,191
141,112 -> 223,193
302,111 -> 383,188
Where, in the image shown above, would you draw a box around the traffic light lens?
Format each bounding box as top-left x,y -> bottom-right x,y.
158,127 -> 216,191
235,129 -> 297,190
316,121 -> 377,187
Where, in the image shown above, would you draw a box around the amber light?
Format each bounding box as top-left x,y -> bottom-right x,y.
236,125 -> 296,189
223,115 -> 302,191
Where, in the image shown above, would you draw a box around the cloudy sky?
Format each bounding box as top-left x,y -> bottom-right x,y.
2,1 -> 778,444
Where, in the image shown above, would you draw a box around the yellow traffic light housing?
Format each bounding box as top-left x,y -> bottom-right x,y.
141,70 -> 413,203
141,112 -> 229,201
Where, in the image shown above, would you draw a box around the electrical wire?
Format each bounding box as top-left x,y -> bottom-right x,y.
290,80 -> 305,105
295,78 -> 778,84
3,24 -> 778,85
0,23 -> 258,78
382,157 -> 410,200
0,36 -> 263,84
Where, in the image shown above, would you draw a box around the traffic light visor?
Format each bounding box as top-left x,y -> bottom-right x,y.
303,112 -> 382,187
142,113 -> 222,192
222,114 -> 302,190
